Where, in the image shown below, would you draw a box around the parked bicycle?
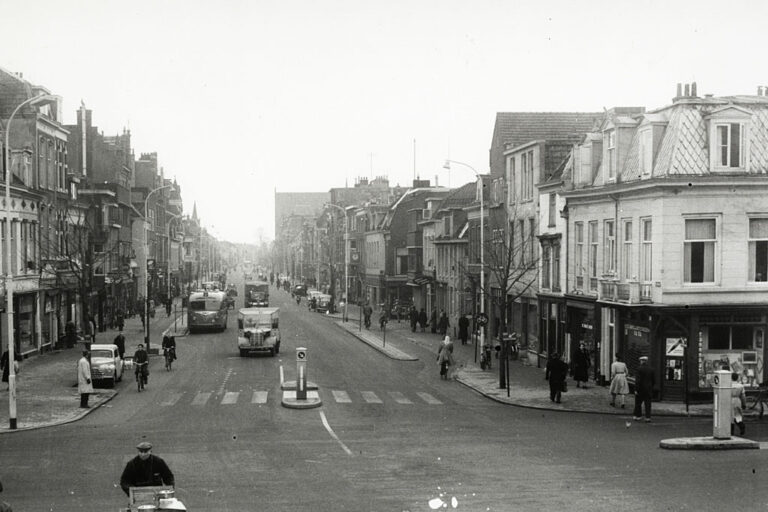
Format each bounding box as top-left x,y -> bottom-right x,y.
746,386 -> 768,419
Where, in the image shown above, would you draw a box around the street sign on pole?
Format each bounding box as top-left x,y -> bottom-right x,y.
476,312 -> 489,326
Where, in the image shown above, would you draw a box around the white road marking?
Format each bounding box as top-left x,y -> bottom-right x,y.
332,390 -> 352,403
252,391 -> 268,404
389,391 -> 413,404
416,392 -> 442,405
221,392 -> 239,404
319,410 -> 353,456
191,392 -> 211,406
279,365 -> 284,387
361,391 -> 382,403
159,392 -> 183,407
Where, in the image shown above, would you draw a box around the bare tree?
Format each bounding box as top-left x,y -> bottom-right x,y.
462,202 -> 539,389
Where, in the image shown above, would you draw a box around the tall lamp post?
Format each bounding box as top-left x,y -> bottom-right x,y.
166,213 -> 183,301
144,184 -> 172,353
326,204 -> 349,322
443,160 -> 485,364
4,93 -> 57,429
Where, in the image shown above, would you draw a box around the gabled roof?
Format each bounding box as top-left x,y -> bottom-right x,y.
494,112 -> 601,150
436,181 -> 476,211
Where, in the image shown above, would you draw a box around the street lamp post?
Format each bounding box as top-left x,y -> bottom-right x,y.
444,160 -> 485,365
4,93 -> 57,429
167,213 -> 183,302
144,184 -> 172,353
326,204 -> 349,322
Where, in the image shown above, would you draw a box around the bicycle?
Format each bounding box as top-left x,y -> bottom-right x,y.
746,386 -> 768,419
164,348 -> 175,371
135,362 -> 148,392
480,344 -> 492,370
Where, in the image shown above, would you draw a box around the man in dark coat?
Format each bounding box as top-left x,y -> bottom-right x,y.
545,352 -> 569,403
409,307 -> 418,332
633,356 -> 655,422
113,331 -> 126,360
458,315 -> 470,345
418,308 -> 428,332
65,320 -> 77,348
438,310 -> 450,336
573,342 -> 591,388
120,441 -> 175,495
430,309 -> 437,334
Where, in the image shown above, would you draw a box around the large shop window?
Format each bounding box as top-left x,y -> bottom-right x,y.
700,318 -> 765,388
684,218 -> 716,283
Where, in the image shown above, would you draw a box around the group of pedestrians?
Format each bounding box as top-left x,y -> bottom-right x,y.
608,353 -> 655,421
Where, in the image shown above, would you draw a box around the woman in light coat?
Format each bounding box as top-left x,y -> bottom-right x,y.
609,353 -> 629,408
78,350 -> 93,408
437,336 -> 455,380
731,372 -> 747,436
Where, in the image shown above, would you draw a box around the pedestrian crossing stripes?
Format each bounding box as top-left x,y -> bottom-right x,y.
160,390 -> 443,407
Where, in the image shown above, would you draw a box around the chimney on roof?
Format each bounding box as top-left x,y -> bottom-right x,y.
759,86 -> 764,96
676,83 -> 682,97
691,82 -> 697,97
684,84 -> 690,96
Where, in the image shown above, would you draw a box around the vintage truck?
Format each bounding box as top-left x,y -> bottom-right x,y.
237,307 -> 280,357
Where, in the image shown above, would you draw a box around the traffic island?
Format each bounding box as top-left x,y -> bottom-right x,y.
281,390 -> 322,409
281,380 -> 318,391
660,436 -> 760,450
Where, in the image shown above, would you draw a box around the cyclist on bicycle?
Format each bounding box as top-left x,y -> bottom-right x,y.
162,335 -> 177,362
133,343 -> 149,384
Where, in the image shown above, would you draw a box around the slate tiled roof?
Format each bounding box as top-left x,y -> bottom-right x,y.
438,181 -> 476,211
494,112 -> 602,150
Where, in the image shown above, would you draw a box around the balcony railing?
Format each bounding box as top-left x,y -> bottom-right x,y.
599,278 -> 653,304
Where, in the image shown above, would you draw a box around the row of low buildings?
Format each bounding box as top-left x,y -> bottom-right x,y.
0,67 -> 223,357
274,82 -> 768,402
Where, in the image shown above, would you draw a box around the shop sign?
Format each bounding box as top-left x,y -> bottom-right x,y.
581,323 -> 593,330
665,337 -> 685,357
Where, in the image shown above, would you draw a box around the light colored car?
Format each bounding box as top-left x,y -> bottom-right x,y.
89,343 -> 124,388
237,307 -> 280,357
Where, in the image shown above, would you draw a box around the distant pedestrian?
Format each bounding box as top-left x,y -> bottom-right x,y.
418,308 -> 427,332
458,315 -> 469,345
545,352 -> 569,403
438,310 -> 449,336
363,304 -> 373,329
437,336 -> 455,380
632,356 -> 654,422
609,353 -> 629,408
86,316 -> 97,346
165,297 -> 172,317
430,309 -> 437,334
573,342 -> 591,388
113,331 -> 126,360
65,320 -> 77,348
115,310 -> 125,332
409,307 -> 418,332
379,309 -> 388,331
731,372 -> 747,436
1,349 -> 22,390
78,350 -> 93,408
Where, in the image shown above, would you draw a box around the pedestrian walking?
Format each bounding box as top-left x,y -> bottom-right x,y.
113,330 -> 126,360
65,319 -> 77,348
418,308 -> 427,332
115,309 -> 125,332
379,308 -> 388,331
609,353 -> 629,408
409,307 -> 418,332
633,356 -> 654,422
77,349 -> 93,408
430,309 -> 437,334
545,352 -> 569,403
458,315 -> 469,345
436,335 -> 455,380
438,310 -> 449,336
363,304 -> 373,329
573,342 -> 591,388
1,349 -> 22,390
165,297 -> 172,317
731,372 -> 747,436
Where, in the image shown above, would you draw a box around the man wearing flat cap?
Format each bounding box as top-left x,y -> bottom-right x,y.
633,356 -> 655,422
120,441 -> 175,495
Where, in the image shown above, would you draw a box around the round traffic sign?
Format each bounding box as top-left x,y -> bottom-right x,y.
296,350 -> 307,361
476,313 -> 489,326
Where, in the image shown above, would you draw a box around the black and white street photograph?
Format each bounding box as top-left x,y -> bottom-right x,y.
0,1 -> 767,510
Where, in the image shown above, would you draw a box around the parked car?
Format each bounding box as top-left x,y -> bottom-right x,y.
89,343 -> 124,388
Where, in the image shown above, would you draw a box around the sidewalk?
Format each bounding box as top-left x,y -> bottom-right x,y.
331,303 -> 717,418
0,298 -> 188,433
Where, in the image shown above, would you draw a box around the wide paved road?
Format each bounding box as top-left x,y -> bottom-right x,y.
2,271 -> 768,511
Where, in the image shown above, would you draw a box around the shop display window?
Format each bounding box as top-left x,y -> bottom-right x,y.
700,324 -> 765,388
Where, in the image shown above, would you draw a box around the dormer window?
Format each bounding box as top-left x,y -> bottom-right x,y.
707,106 -> 751,172
716,123 -> 742,168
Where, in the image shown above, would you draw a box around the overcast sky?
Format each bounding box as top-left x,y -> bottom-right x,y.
2,0 -> 765,243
